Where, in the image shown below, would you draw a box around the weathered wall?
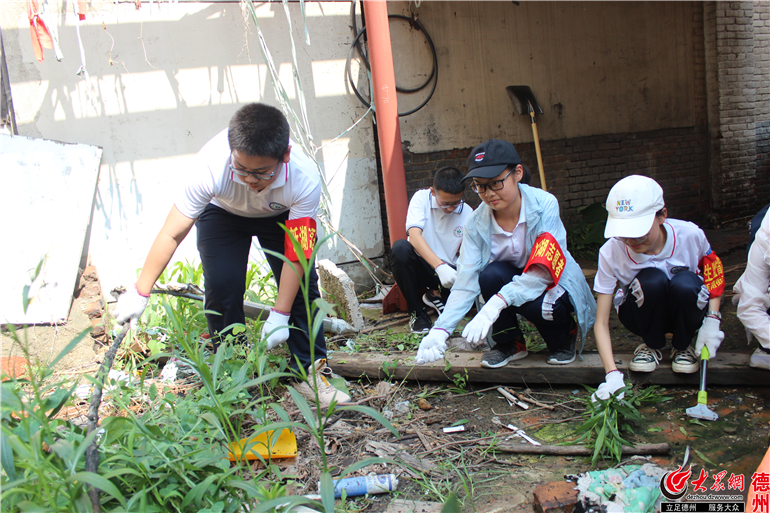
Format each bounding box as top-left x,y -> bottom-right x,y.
391,1 -> 706,152
2,0 -> 383,294
385,1 -> 769,236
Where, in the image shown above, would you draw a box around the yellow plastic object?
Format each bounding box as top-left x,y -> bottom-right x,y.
227,429 -> 297,461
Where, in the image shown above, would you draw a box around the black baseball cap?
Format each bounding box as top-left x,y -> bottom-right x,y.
462,139 -> 522,182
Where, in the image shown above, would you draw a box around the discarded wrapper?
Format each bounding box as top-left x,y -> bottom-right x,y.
320,474 -> 399,498
442,425 -> 465,433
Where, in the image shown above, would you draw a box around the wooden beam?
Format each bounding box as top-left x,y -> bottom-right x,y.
329,351 -> 768,386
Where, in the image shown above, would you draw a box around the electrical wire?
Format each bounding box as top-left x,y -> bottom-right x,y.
346,2 -> 438,117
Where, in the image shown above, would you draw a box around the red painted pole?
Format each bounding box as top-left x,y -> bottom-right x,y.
362,0 -> 408,243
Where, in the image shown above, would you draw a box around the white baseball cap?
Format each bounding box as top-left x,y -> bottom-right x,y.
604,175 -> 665,238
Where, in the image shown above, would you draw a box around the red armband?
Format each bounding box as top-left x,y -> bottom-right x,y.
284,217 -> 317,261
698,251 -> 725,298
523,233 -> 566,289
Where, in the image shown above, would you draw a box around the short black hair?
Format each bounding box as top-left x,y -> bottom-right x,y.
228,103 -> 290,159
433,167 -> 465,195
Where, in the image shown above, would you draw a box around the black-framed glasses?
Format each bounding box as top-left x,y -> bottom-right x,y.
471,170 -> 512,194
229,154 -> 281,180
435,198 -> 464,210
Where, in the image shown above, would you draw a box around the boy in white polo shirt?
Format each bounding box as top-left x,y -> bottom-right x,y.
114,103 -> 349,408
389,167 -> 473,333
592,175 -> 725,400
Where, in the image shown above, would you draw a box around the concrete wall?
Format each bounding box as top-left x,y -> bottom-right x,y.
2,0 -> 383,295
391,1 -> 705,152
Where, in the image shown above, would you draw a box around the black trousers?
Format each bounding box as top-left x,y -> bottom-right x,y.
389,239 -> 446,316
617,267 -> 707,351
195,204 -> 326,371
478,261 -> 575,352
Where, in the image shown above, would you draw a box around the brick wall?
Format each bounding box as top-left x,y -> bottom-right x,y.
397,126 -> 710,241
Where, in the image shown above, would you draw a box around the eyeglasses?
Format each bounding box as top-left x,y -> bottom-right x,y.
436,198 -> 464,210
229,154 -> 281,180
471,170 -> 513,194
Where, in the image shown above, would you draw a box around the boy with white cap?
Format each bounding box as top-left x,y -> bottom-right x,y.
592,175 -> 725,400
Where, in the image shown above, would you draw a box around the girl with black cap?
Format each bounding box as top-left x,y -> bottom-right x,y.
415,139 -> 596,369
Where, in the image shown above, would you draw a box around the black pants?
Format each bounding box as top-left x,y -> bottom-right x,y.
478,261 -> 575,352
196,204 -> 326,371
617,267 -> 706,351
389,239 -> 446,316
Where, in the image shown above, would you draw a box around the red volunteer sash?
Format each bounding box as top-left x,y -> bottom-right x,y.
284,217 -> 317,261
523,233 -> 566,289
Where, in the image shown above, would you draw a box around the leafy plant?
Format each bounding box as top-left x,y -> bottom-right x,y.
565,202 -> 608,261
567,383 -> 671,466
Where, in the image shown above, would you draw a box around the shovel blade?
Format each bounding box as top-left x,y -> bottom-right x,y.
686,404 -> 718,422
506,85 -> 544,116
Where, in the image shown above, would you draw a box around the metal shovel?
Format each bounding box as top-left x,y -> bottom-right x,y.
686,347 -> 718,421
506,85 -> 547,191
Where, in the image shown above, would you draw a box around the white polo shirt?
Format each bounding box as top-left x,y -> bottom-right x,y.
594,219 -> 714,295
405,189 -> 473,265
490,194 -> 528,268
175,128 -> 320,221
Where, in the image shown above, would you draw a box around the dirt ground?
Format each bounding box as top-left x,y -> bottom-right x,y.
1,226 -> 768,512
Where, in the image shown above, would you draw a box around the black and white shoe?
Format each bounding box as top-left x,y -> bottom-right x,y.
409,312 -> 432,334
422,292 -> 446,316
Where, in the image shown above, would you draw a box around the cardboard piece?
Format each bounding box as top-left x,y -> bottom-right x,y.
0,134 -> 102,324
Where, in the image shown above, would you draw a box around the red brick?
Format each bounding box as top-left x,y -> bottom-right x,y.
533,480 -> 578,513
0,356 -> 29,380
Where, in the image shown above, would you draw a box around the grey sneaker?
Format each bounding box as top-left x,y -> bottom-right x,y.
409,312 -> 432,334
750,347 -> 770,370
422,292 -> 446,316
481,339 -> 528,369
671,345 -> 700,374
629,344 -> 662,373
547,322 -> 577,365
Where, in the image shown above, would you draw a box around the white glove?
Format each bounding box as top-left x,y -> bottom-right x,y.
695,316 -> 724,358
114,284 -> 150,330
591,371 -> 626,403
415,328 -> 449,365
262,309 -> 291,350
461,294 -> 507,346
435,263 -> 457,289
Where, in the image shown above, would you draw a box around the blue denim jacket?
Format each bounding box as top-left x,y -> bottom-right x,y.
434,183 -> 597,348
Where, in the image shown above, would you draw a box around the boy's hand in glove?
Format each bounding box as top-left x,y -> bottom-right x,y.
114,284 -> 150,330
262,309 -> 291,349
435,263 -> 457,289
461,294 -> 507,346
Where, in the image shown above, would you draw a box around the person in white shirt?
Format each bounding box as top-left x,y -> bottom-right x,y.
113,103 -> 349,407
592,175 -> 725,401
389,167 -> 473,333
733,207 -> 770,370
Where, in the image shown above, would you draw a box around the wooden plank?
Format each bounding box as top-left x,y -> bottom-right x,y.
330,351 -> 769,386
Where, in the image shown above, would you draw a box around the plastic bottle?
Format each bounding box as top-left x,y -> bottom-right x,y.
317,474 -> 399,498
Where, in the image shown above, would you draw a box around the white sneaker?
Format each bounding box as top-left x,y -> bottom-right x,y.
750,347 -> 770,370
293,359 -> 351,408
671,345 -> 700,374
629,344 -> 662,373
